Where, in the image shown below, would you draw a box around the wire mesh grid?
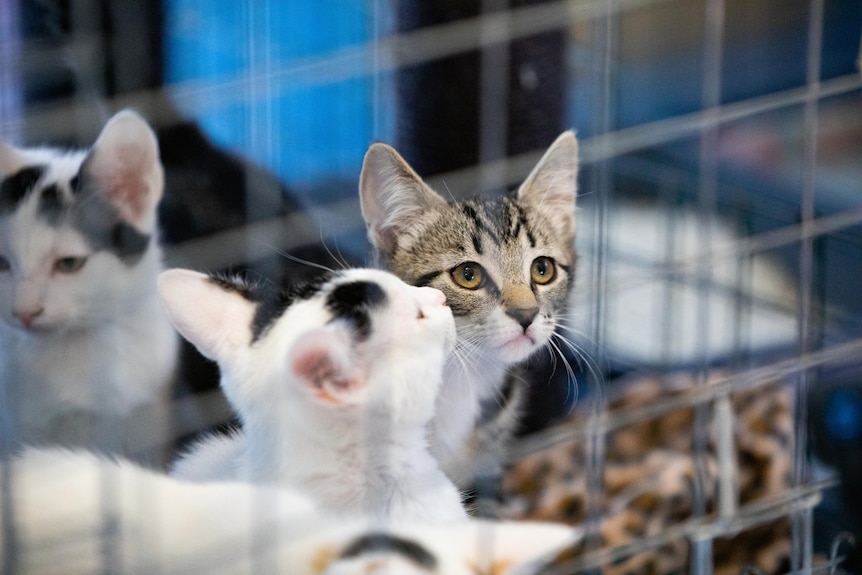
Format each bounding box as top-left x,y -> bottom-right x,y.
0,0 -> 861,573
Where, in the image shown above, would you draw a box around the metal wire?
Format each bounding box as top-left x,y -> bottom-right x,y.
791,0 -> 826,571
510,338 -> 862,460
1,1 -> 859,573
544,479 -> 834,575
582,0 -> 618,559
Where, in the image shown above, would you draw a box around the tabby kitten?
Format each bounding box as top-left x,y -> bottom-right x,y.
0,111 -> 178,463
359,132 -> 578,488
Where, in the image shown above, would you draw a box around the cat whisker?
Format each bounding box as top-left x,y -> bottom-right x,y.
550,330 -> 606,398
554,320 -> 599,349
460,335 -> 506,371
270,247 -> 337,274
550,324 -> 596,368
546,335 -> 580,410
331,241 -> 352,271
441,179 -> 457,202
448,338 -> 484,375
317,227 -> 352,271
446,345 -> 472,377
553,322 -> 607,372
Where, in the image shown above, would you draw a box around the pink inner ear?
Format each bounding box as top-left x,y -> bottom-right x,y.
105,151 -> 151,223
291,343 -> 360,405
89,147 -> 154,225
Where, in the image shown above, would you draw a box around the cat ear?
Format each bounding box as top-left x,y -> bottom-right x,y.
359,143 -> 448,255
157,269 -> 257,362
0,141 -> 26,176
289,327 -> 365,406
517,131 -> 579,238
81,110 -> 163,232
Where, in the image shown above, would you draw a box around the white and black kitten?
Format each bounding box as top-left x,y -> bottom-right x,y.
1,447 -> 578,575
0,110 -> 178,463
164,267 -> 466,523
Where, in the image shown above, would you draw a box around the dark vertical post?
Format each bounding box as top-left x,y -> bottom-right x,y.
394,0 -> 566,192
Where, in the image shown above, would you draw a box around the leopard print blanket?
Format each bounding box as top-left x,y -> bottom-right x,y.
499,372 -> 796,575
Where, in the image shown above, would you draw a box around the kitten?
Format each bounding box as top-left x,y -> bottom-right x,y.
162,267 -> 466,523
0,110 -> 178,463
359,132 -> 578,489
1,447 -> 579,575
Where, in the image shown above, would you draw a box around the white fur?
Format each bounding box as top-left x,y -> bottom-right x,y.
0,111 -> 178,463
162,268 -> 466,523
1,448 -> 579,575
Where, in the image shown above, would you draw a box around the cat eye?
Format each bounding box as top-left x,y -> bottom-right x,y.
53,256 -> 88,274
0,256 -> 9,273
530,257 -> 556,285
451,262 -> 486,290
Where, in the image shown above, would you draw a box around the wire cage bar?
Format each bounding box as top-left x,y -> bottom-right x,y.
0,0 -> 860,573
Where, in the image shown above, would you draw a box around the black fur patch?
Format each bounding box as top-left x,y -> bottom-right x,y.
338,533 -> 437,570
253,277 -> 331,341
37,183 -> 65,225
111,223 -> 150,258
73,190 -> 151,265
325,280 -> 387,340
69,173 -> 81,194
209,272 -> 334,342
208,274 -> 259,301
0,166 -> 45,214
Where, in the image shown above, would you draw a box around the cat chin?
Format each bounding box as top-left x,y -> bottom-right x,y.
2,315 -> 91,336
0,317 -> 47,334
497,333 -> 542,364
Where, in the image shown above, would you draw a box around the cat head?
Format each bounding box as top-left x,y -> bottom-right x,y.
157,268 -> 455,430
360,132 -> 578,367
0,110 -> 164,332
297,519 -> 581,575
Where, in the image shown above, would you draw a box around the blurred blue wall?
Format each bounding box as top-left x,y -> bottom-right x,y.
164,0 -> 381,196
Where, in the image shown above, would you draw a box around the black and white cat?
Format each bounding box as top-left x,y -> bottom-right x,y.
0,110 -> 178,462
359,132 -> 579,489
163,267 -> 466,523
1,447 -> 579,575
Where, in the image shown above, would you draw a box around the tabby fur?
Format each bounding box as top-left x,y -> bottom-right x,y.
360,132 -> 578,490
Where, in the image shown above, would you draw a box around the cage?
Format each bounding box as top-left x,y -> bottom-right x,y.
0,0 -> 861,573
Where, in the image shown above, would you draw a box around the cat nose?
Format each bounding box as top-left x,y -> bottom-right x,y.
506,306 -> 538,331
14,307 -> 44,329
418,287 -> 447,306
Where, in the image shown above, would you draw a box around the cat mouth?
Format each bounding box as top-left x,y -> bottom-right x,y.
14,321 -> 52,334
7,314 -> 66,333
500,333 -> 538,359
